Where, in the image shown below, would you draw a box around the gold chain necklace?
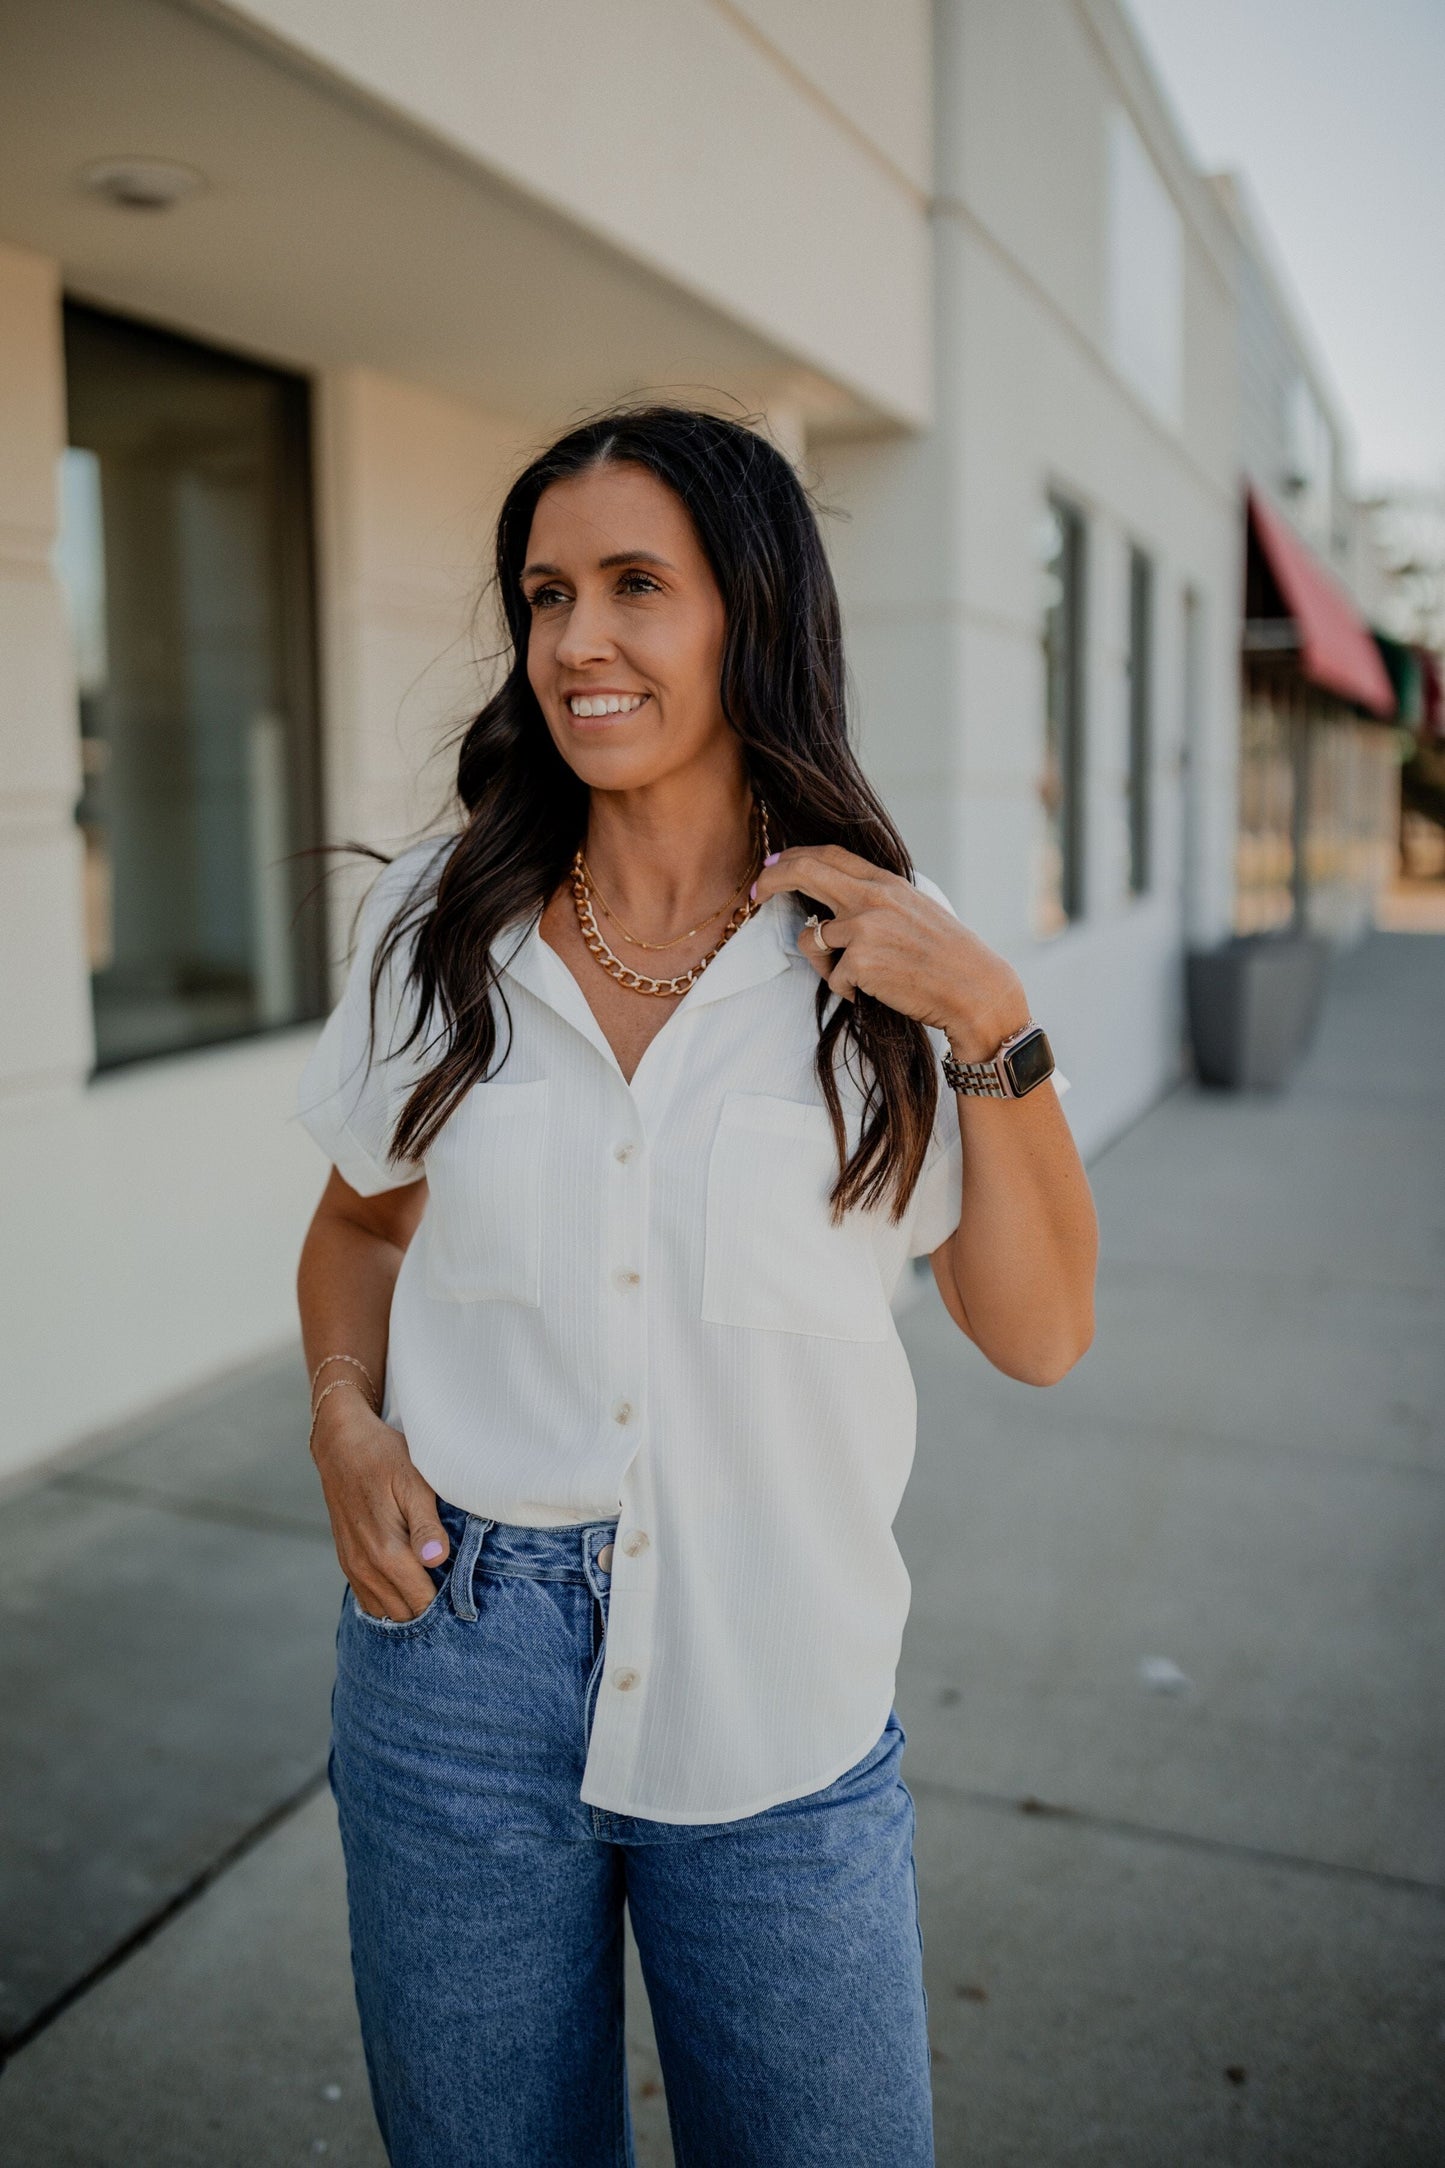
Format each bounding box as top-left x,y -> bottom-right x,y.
570,799 -> 771,998
582,856 -> 753,951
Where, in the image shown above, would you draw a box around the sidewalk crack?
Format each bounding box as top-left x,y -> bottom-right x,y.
909,1775 -> 1445,1900
0,1769 -> 329,2067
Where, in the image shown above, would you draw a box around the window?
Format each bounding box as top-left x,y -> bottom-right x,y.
1233,693 -> 1398,941
1037,496 -> 1087,934
1126,545 -> 1154,894
57,303 -> 324,1070
1234,690 -> 1297,935
1301,715 -> 1400,941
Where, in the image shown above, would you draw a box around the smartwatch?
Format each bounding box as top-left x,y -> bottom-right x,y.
941,1018 -> 1056,1099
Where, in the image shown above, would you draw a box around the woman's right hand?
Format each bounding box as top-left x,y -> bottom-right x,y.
310,1390 -> 451,1621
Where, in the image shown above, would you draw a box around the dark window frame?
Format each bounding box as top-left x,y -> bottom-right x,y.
1042,492 -> 1088,926
1126,542 -> 1154,896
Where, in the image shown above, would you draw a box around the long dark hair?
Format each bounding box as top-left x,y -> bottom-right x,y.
350,403 -> 940,1224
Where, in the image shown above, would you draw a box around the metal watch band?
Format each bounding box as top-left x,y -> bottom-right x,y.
941,1018 -> 1038,1098
940,1047 -> 1011,1097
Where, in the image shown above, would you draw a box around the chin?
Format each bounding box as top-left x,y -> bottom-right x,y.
557,744 -> 665,793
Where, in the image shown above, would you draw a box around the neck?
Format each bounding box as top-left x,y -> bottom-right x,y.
580,772 -> 763,937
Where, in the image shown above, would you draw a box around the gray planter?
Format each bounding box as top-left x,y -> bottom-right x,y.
1185,933 -> 1330,1090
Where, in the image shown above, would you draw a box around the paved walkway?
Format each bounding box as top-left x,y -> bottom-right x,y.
1,932 -> 1442,2165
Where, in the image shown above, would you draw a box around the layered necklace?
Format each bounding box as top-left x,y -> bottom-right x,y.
570,797 -> 771,998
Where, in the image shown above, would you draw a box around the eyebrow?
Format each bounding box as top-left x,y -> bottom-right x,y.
521,550 -> 677,580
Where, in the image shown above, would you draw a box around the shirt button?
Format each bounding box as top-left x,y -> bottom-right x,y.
611,1398 -> 635,1425
613,1668 -> 640,1692
622,1530 -> 650,1557
613,1140 -> 637,1163
612,1267 -> 641,1291
596,1543 -> 614,1572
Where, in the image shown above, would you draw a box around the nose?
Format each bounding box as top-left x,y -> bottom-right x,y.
554,590 -> 617,670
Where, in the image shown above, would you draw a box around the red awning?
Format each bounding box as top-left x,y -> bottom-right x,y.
1246,488 -> 1395,717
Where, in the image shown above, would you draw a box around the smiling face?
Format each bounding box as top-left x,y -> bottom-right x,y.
522,460 -> 735,794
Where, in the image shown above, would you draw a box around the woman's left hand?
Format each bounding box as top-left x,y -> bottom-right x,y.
751,844 -> 1028,1063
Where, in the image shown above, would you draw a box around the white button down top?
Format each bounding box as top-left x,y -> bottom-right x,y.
295,836 -> 969,1824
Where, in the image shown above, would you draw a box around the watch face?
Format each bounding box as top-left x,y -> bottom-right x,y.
1003,1027 -> 1055,1096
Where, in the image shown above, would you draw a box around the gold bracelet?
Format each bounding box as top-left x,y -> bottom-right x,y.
308,1375 -> 377,1449
309,1352 -> 379,1400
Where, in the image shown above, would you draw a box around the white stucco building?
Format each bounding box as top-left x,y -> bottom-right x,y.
0,0 -> 1243,1482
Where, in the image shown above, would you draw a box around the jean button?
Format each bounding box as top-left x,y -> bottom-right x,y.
597,1543 -> 614,1572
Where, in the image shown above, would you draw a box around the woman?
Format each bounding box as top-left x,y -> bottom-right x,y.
295,405 -> 1096,2168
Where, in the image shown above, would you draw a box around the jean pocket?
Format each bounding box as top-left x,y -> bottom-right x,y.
347,1567 -> 451,1637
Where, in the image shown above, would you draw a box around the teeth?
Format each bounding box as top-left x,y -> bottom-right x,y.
568,693 -> 646,717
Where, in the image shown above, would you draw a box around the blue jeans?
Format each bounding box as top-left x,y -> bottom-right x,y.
329,1496 -> 935,2167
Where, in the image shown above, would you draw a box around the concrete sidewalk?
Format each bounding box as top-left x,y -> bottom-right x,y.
1,931 -> 1442,2165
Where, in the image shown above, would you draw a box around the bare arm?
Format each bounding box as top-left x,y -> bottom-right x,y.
750,843 -> 1097,1387
927,1084 -> 1097,1385
297,1166 -> 452,1620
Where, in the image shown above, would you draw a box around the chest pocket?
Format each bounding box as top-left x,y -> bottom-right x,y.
422,1078 -> 550,1306
701,1091 -> 889,1341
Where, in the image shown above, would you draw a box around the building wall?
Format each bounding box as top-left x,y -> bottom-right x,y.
0,238 -> 321,1481
311,368 -> 532,962
0,284 -> 532,1479
813,0 -> 1241,1158
1211,175 -> 1357,578
217,0 -> 935,430
0,240 -> 92,1112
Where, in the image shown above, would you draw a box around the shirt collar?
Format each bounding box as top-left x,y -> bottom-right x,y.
495,888 -> 804,1062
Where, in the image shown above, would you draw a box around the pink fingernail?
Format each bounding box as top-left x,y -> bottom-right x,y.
420,1540 -> 446,1563
763,851 -> 780,866
748,880 -> 757,899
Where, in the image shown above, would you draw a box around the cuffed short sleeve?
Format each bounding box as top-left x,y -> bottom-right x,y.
294,839 -> 455,1196
906,1128 -> 964,1259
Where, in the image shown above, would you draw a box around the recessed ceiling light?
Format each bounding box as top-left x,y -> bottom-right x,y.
79,158 -> 206,211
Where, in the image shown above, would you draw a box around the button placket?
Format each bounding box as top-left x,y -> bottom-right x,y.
587,1093 -> 658,1777
606,1108 -> 647,1455
583,1460 -> 659,1800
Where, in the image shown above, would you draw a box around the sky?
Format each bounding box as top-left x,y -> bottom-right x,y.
1121,0 -> 1445,494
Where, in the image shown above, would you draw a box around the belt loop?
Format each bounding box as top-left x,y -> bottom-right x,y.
448,1515 -> 491,1623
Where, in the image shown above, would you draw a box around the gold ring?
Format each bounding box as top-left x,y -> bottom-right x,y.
804,913 -> 831,953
